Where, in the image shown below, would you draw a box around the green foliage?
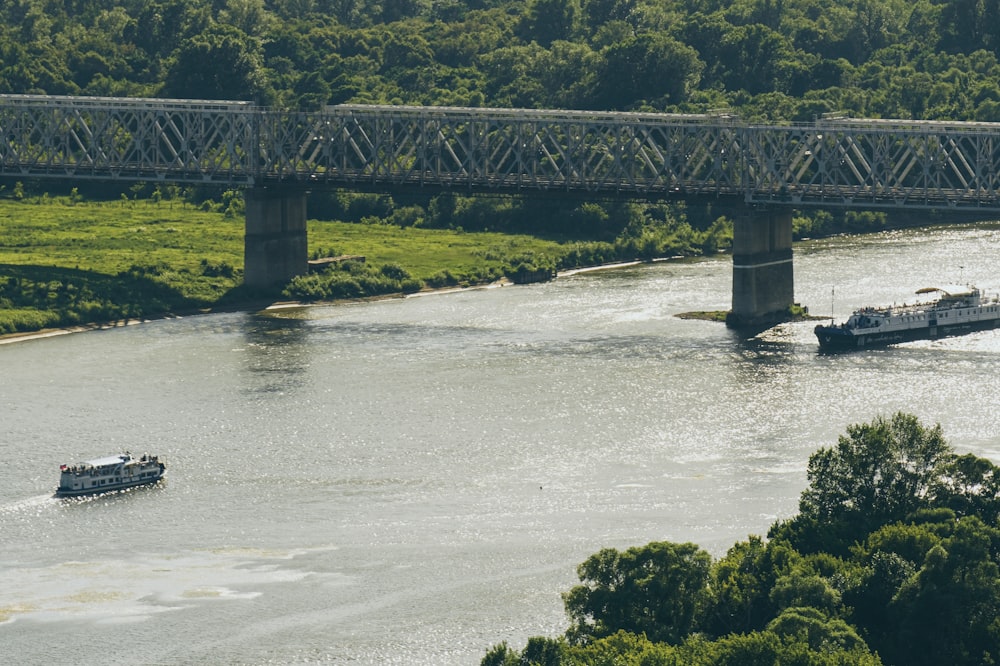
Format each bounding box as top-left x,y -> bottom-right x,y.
882,517 -> 1000,665
504,252 -> 555,283
493,627 -> 885,665
518,0 -> 579,47
0,264 -> 198,333
481,641 -> 520,666
792,210 -> 891,239
492,413 -> 1000,666
6,0 -> 1000,121
701,535 -> 800,636
283,258 -> 427,300
783,412 -> 952,554
200,258 -> 237,278
765,606 -> 867,652
0,306 -> 61,335
0,196 -> 249,332
931,453 -> 1000,524
161,24 -> 268,101
563,541 -> 712,645
596,34 -> 703,109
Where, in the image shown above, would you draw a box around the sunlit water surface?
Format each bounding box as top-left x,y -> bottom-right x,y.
2,223 -> 1000,664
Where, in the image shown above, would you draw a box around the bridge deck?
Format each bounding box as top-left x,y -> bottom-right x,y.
2,94 -> 1000,210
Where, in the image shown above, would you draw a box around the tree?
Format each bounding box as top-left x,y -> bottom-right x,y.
931,452 -> 1000,524
291,71 -> 331,109
483,413 -> 1000,665
765,606 -> 869,652
219,0 -> 273,36
519,636 -> 567,665
937,0 -> 995,54
769,572 -> 842,616
562,541 -> 711,645
844,0 -> 901,63
381,0 -> 426,23
161,24 -> 267,101
479,44 -> 550,107
885,517 -> 1000,665
845,549 -> 916,645
792,412 -> 951,551
717,23 -> 799,95
581,0 -> 636,32
480,641 -> 519,666
129,0 -> 212,60
595,33 -> 703,109
702,535 -> 794,636
518,0 -> 579,47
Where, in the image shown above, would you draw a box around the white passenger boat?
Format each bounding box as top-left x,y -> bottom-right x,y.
55,452 -> 165,497
815,285 -> 1000,350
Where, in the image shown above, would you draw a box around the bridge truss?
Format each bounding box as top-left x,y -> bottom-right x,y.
3,94 -> 1000,211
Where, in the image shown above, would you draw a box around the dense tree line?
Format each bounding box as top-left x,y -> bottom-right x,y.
484,413 -> 1000,664
5,0 -> 1000,122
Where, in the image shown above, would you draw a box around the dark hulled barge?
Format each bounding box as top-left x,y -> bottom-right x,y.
815,285 -> 1000,351
55,452 -> 165,497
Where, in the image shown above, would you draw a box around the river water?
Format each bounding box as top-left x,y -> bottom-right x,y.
3,224 -> 1000,665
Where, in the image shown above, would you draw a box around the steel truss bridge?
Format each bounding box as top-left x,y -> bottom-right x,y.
4,94 -> 1000,211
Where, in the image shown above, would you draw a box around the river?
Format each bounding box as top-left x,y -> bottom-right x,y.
2,223 -> 1000,665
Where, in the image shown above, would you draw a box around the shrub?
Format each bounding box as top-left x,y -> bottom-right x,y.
200,259 -> 236,278
0,308 -> 61,334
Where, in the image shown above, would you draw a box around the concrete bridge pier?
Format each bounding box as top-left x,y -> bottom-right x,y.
244,188 -> 308,288
727,208 -> 795,329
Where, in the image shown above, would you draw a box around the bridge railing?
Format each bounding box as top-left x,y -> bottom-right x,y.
4,94 -> 1000,211
254,105 -> 746,197
0,94 -> 257,184
743,119 -> 1000,209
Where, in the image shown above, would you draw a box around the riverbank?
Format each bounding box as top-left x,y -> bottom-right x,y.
1,253 -> 847,345
0,261 -> 653,345
0,196 -> 577,338
0,196 -> 921,344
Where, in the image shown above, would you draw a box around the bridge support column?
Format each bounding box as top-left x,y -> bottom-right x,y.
727,208 -> 795,329
244,188 -> 308,288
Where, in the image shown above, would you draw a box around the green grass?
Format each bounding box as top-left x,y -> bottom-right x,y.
308,221 -> 564,281
0,197 -> 244,302
0,197 -> 568,335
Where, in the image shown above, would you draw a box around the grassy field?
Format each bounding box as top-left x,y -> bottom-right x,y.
308,215 -> 564,280
0,196 -> 567,335
0,197 -> 244,300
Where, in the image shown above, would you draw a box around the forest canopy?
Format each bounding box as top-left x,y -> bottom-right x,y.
484,413 -> 1000,665
4,0 -> 1000,122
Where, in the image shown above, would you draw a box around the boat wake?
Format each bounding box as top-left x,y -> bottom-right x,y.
0,494 -> 59,516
